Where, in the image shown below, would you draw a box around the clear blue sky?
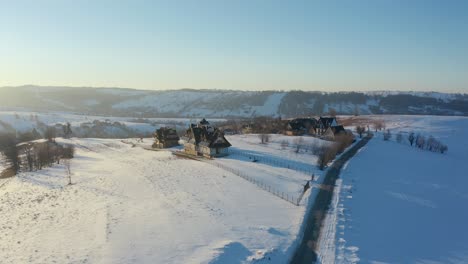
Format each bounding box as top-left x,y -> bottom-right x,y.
1,0 -> 467,92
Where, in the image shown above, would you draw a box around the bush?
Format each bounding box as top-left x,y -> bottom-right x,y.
383,129 -> 391,141
355,126 -> 366,138
258,134 -> 271,144
280,140 -> 289,150
294,137 -> 304,153
317,144 -> 338,170
334,133 -> 354,153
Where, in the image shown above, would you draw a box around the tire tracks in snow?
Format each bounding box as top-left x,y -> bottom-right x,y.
290,133 -> 373,264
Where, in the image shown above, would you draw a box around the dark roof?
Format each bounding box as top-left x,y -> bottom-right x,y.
186,124 -> 231,148
199,118 -> 210,125
318,117 -> 337,128
332,125 -> 345,134
155,127 -> 180,141
288,118 -> 317,131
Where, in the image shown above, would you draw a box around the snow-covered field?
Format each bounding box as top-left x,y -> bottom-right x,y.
0,110 -> 225,136
318,115 -> 468,263
0,133 -> 334,263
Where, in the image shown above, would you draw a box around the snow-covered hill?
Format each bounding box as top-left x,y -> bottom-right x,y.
0,134 -> 334,263
1,85 -> 467,118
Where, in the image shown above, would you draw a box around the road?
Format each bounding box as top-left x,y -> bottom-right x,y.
290,133 -> 373,264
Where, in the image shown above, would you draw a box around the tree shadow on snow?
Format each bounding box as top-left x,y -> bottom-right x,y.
208,242 -> 252,264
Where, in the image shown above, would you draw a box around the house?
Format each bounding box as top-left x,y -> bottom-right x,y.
317,117 -> 339,135
286,118 -> 317,136
184,119 -> 232,158
331,125 -> 345,135
322,125 -> 354,141
152,127 -> 180,148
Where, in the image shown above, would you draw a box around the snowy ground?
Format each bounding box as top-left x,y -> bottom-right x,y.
0,110 -> 225,135
0,134 -> 332,263
318,115 -> 468,263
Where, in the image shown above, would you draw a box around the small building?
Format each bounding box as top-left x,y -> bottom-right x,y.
153,127 -> 180,148
286,118 -> 317,136
317,117 -> 339,135
184,119 -> 232,158
331,125 -> 345,135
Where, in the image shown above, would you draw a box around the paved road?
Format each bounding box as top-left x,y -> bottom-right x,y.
290,133 -> 373,264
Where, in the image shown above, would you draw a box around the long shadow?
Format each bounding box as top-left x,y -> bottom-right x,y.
289,134 -> 373,264
208,242 -> 252,264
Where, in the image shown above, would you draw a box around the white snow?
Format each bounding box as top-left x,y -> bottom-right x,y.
318,115 -> 468,263
0,133 -> 333,263
251,93 -> 286,117
0,111 -> 225,135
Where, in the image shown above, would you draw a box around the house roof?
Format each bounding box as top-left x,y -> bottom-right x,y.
288,118 -> 317,131
199,118 -> 210,125
186,122 -> 231,148
155,127 -> 180,141
318,117 -> 338,128
332,125 -> 345,134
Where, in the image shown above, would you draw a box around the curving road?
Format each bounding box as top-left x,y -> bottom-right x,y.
290,133 -> 373,264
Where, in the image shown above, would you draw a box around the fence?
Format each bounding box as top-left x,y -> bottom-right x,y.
212,161 -> 311,206
228,149 -> 316,177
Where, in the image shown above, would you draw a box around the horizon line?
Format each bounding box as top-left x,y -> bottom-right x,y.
1,84 -> 466,95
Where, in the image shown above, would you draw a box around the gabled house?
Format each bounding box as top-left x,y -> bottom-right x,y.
331,125 -> 345,135
153,127 -> 180,148
317,117 -> 338,135
286,118 -> 317,136
184,119 -> 232,158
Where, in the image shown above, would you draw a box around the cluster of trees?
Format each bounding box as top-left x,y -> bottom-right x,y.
0,132 -> 75,176
407,132 -> 448,153
290,133 -> 354,170
22,141 -> 75,172
355,126 -> 367,138
315,133 -> 355,170
385,130 -> 448,154
258,134 -> 271,144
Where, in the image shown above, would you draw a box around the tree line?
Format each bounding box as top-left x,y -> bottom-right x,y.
383,130 -> 448,154
0,130 -> 75,176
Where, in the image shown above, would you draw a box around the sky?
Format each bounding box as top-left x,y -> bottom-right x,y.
1,0 -> 467,92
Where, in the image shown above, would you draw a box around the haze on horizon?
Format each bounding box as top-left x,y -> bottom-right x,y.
1,0 -> 467,93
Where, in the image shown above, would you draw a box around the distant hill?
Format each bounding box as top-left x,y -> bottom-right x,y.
1,85 -> 467,117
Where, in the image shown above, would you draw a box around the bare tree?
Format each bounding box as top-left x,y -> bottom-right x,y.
258,134 -> 270,144
416,134 -> 426,149
328,108 -> 337,117
408,132 -> 415,146
24,144 -> 35,171
439,144 -> 448,154
62,145 -> 75,159
372,120 -> 384,132
294,137 -> 304,153
383,129 -> 391,141
355,126 -> 366,138
334,133 -> 354,153
0,133 -> 20,174
63,122 -> 73,139
280,140 -> 289,150
317,145 -> 337,170
44,126 -> 57,142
